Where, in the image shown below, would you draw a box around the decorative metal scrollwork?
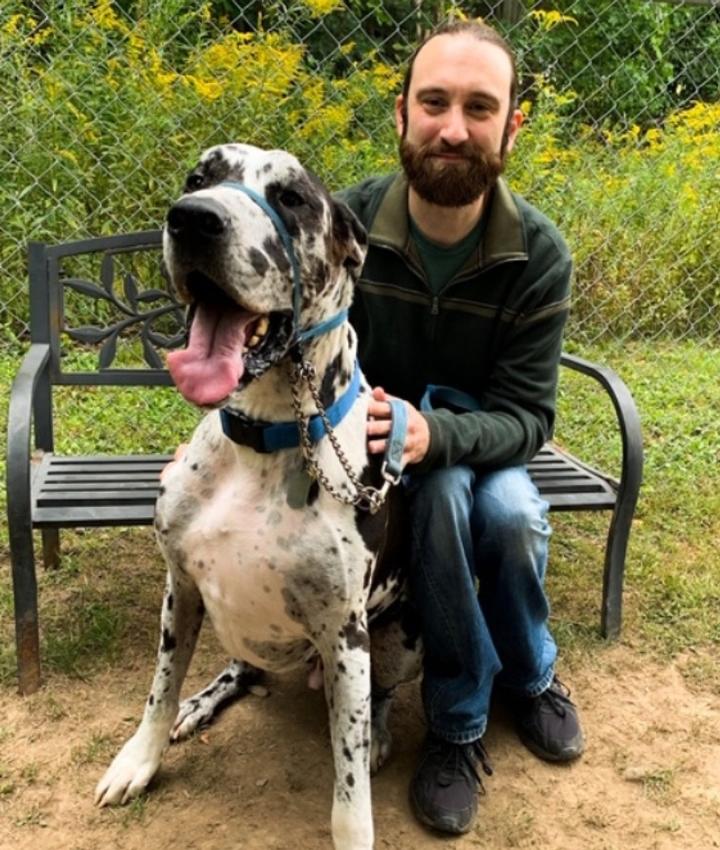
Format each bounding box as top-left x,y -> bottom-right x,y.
61,248 -> 186,370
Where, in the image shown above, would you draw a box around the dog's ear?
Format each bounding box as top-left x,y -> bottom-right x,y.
331,199 -> 368,277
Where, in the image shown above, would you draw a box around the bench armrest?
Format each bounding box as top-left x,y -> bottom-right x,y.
559,352 -> 644,639
6,344 -> 52,536
560,352 -> 643,494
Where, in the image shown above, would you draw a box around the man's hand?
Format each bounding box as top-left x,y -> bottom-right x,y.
367,386 -> 430,467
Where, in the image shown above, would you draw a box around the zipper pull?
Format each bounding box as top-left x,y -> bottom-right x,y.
431,296 -> 439,316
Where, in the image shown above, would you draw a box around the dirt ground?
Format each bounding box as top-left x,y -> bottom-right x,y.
1,634 -> 719,850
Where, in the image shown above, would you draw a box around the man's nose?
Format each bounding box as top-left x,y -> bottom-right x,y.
439,105 -> 470,145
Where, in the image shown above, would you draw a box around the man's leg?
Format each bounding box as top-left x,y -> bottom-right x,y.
405,466 -> 497,835
471,466 -> 584,762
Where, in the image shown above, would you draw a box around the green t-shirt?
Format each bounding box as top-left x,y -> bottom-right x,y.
409,217 -> 482,294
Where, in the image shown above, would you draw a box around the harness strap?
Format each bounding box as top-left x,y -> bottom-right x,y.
382,399 -> 407,484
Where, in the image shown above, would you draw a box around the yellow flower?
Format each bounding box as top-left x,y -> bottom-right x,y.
300,0 -> 343,17
89,0 -> 129,34
530,10 -> 578,31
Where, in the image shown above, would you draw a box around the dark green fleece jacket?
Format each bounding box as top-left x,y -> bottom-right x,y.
337,173 -> 572,475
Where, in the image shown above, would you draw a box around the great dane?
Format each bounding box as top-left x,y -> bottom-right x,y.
95,144 -> 421,850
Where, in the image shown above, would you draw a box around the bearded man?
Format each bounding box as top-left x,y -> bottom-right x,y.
338,19 -> 584,836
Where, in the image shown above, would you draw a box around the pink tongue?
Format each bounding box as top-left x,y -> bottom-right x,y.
167,302 -> 257,405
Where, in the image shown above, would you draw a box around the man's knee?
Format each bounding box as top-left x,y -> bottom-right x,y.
405,465 -> 475,521
472,467 -> 550,548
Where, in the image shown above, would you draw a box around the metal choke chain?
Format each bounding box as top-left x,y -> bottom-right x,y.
288,358 -> 391,514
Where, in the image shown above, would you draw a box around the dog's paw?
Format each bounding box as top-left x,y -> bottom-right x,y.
95,733 -> 164,807
170,697 -> 212,742
370,727 -> 393,775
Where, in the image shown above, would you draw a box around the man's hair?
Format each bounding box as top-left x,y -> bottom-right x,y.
400,19 -> 519,117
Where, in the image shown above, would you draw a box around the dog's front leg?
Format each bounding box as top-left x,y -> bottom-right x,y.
95,570 -> 203,806
322,612 -> 374,850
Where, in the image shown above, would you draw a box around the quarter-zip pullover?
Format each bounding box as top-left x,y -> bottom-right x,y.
337,172 -> 572,473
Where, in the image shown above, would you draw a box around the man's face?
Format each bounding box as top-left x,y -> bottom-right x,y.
396,34 -> 523,208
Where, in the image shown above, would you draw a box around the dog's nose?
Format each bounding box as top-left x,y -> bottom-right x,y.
167,197 -> 229,240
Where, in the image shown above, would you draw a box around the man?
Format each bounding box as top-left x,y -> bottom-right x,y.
338,19 -> 584,836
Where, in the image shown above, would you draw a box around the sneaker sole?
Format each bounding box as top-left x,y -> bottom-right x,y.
518,729 -> 585,763
408,785 -> 476,835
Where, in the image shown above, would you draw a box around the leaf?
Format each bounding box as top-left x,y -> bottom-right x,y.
135,289 -> 170,303
101,252 -> 115,295
65,325 -> 115,344
147,330 -> 186,348
98,330 -> 119,369
123,273 -> 139,310
142,335 -> 165,369
63,278 -> 114,302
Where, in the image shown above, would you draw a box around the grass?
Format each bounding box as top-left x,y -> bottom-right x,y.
0,338 -> 719,687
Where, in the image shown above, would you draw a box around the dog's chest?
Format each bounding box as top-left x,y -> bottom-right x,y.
156,435 -> 372,664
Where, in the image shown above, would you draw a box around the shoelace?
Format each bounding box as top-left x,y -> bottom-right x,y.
539,677 -> 575,718
433,738 -> 493,792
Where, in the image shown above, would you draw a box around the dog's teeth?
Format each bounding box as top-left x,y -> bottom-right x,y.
256,317 -> 269,337
248,334 -> 260,348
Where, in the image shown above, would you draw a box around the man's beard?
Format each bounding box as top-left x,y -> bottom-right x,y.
399,136 -> 505,207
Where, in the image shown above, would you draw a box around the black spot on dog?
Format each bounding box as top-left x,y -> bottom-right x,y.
342,620 -> 370,653
307,480 -> 320,505
162,628 -> 177,653
167,593 -> 174,611
312,257 -> 331,292
249,247 -> 269,276
346,772 -> 355,787
263,235 -> 291,274
148,694 -> 155,706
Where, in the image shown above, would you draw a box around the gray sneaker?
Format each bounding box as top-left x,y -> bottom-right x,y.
409,732 -> 492,835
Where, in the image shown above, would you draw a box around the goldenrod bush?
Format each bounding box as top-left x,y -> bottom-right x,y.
1,1 -> 718,344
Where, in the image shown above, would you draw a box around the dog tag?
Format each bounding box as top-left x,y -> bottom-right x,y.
286,467 -> 315,510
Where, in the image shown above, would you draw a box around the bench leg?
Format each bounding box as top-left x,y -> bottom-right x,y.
10,524 -> 42,695
600,507 -> 633,640
42,529 -> 60,569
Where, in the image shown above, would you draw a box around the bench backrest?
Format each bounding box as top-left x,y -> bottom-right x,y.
29,231 -> 178,388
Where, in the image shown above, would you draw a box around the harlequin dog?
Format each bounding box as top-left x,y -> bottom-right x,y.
95,144 -> 421,850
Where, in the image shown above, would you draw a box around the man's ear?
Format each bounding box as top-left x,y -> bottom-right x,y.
331,199 -> 368,276
395,94 -> 406,138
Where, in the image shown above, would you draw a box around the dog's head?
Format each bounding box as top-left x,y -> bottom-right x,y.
163,143 -> 367,408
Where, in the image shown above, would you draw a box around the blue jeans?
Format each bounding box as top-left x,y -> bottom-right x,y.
405,465 -> 557,744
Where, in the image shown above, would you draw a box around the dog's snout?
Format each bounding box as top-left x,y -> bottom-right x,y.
167,197 -> 229,240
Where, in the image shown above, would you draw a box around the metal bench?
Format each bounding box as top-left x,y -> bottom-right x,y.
6,232 -> 644,695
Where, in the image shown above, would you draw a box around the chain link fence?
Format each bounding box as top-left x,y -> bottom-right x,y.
1,0 -> 719,350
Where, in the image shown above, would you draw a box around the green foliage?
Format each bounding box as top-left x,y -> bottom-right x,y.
505,0 -> 720,127
1,1 -> 719,343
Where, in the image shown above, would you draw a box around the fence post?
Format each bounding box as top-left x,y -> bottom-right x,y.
498,0 -> 526,23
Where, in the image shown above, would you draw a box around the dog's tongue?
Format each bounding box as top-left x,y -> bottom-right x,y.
167,302 -> 257,406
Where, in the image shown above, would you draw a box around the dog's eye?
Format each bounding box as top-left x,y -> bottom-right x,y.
185,174 -> 204,192
279,189 -> 305,208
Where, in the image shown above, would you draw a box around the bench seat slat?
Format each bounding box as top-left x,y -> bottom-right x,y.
33,505 -> 157,528
36,491 -> 158,507
29,447 -> 619,530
